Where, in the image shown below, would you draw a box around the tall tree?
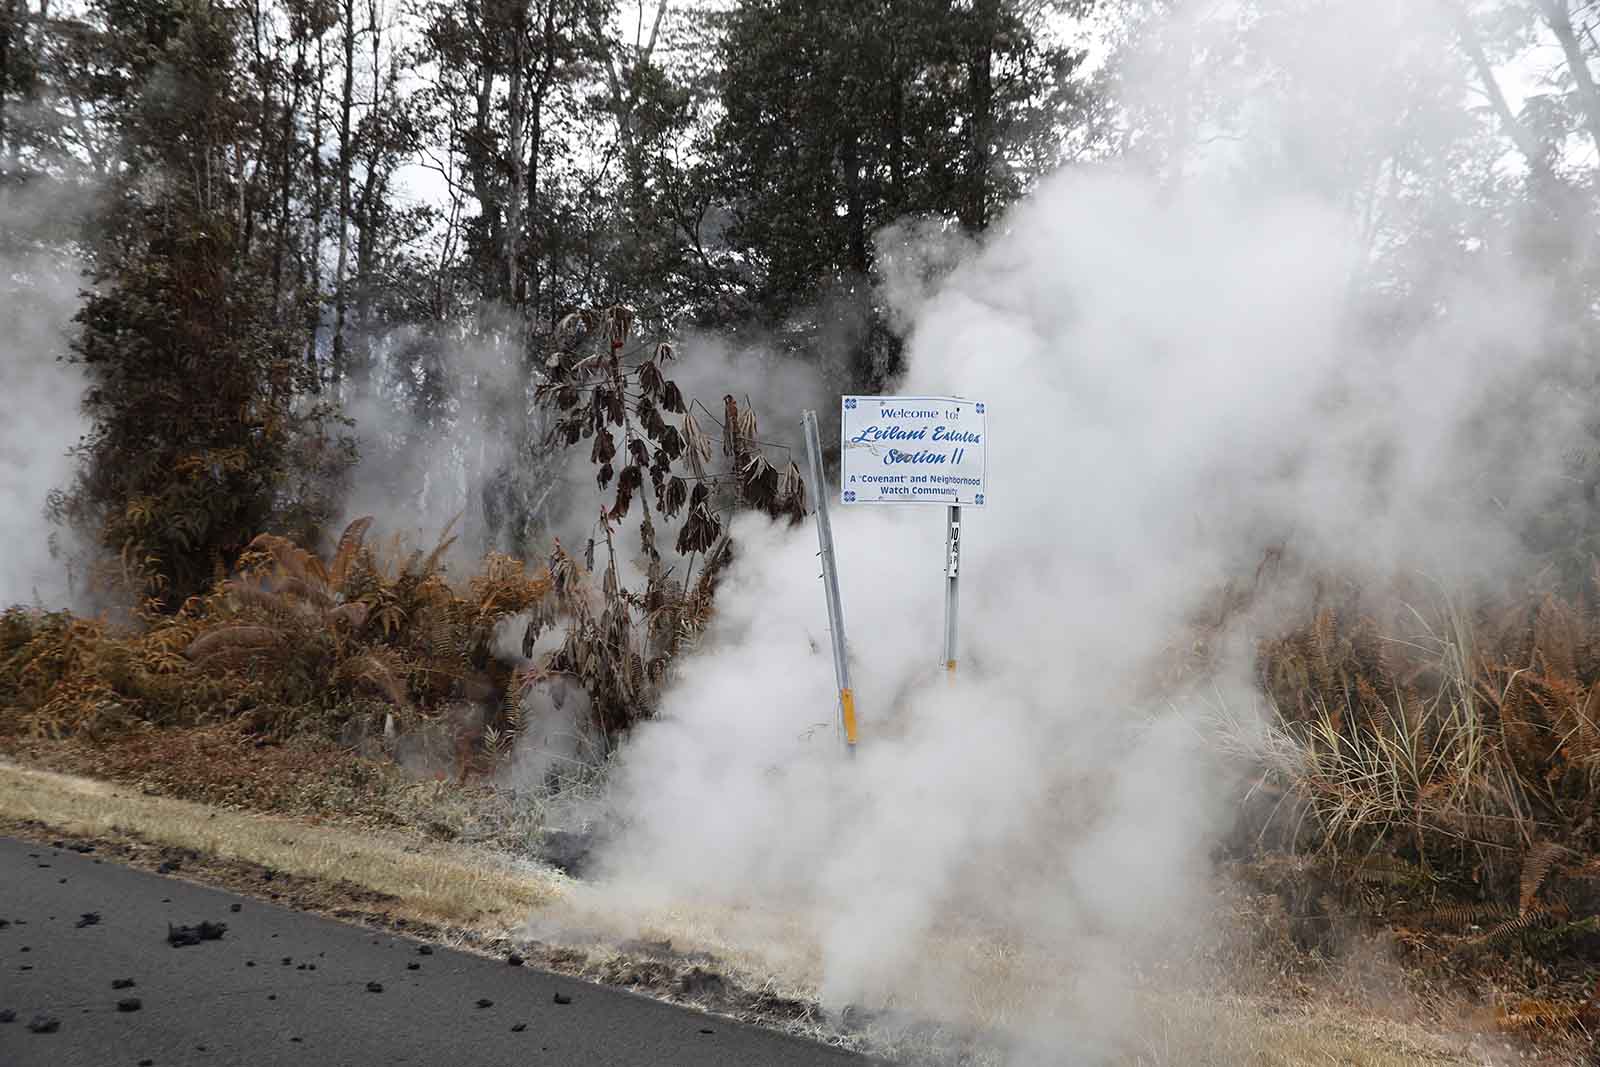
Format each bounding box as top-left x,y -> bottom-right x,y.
702,0 -> 1089,380
56,0 -> 347,607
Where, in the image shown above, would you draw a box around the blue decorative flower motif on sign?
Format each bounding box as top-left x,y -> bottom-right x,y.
843,491 -> 857,502
975,494 -> 985,505
974,402 -> 985,414
844,398 -> 857,410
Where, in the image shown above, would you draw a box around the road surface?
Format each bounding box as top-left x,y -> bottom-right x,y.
0,836 -> 862,1066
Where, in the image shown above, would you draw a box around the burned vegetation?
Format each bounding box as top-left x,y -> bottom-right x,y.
2,309 -> 807,774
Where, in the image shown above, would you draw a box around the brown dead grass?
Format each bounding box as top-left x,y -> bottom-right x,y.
1127,993 -> 1514,1066
0,757 -> 561,928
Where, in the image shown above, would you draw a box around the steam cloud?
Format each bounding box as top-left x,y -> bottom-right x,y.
547,2 -> 1591,1060
0,225 -> 86,609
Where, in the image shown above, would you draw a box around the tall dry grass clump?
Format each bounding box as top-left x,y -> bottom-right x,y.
1219,568 -> 1600,1040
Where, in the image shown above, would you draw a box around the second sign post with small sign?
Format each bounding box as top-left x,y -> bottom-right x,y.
801,396 -> 989,750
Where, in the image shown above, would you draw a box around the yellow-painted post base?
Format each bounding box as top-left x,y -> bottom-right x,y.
840,688 -> 858,746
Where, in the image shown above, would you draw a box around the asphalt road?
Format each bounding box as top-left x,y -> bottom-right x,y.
0,836 -> 862,1066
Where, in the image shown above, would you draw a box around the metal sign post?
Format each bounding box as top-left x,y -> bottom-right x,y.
802,410 -> 858,751
944,505 -> 960,676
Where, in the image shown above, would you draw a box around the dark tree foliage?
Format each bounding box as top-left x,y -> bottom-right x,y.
699,0 -> 1089,384
52,0 -> 350,608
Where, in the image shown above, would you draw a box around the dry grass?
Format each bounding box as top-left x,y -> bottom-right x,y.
1128,993 -> 1510,1067
0,757 -> 562,929
531,886 -> 1560,1066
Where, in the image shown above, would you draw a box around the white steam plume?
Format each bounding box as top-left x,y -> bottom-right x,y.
544,2 -> 1591,1061
0,214 -> 86,609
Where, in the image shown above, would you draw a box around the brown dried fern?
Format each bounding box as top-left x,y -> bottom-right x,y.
1519,842 -> 1569,915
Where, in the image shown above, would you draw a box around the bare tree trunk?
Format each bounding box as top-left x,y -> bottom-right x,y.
273,11 -> 309,317
305,22 -> 329,388
1536,0 -> 1600,168
466,5 -> 502,303
841,130 -> 867,274
0,0 -> 22,174
244,0 -> 271,259
354,0 -> 383,369
962,0 -> 997,231
333,0 -> 356,388
526,0 -> 563,318
504,1 -> 526,308
887,1 -> 905,214
1446,0 -> 1556,180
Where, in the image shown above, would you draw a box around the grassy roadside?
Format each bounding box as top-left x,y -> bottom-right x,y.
0,757 -> 560,928
0,751 -> 1570,1066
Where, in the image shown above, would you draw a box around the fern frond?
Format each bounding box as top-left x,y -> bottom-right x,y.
1404,902 -> 1511,932
185,626 -> 284,661
340,652 -> 408,707
248,533 -> 328,586
221,579 -> 293,616
1519,842 -> 1568,915
330,516 -> 374,590
413,513 -> 462,580
1475,903 -> 1569,946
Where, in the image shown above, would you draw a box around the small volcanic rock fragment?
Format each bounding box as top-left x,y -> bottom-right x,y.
506,953 -> 523,967
230,904 -> 241,913
366,981 -> 383,993
417,945 -> 432,956
167,921 -> 227,947
76,913 -> 101,929
112,978 -> 136,990
476,999 -> 494,1009
510,1023 -> 527,1033
27,1014 -> 60,1033
552,993 -> 571,1005
0,1009 -> 15,1023
116,998 -> 142,1013
406,962 -> 419,971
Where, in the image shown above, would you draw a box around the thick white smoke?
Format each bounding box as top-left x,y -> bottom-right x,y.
542,1 -> 1589,1060
0,239 -> 86,609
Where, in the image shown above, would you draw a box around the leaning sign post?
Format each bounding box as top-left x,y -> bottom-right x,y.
801,396 -> 987,751
801,409 -> 857,751
839,395 -> 986,678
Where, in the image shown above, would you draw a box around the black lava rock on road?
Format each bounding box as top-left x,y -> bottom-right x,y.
0,834 -> 862,1067
166,921 -> 227,947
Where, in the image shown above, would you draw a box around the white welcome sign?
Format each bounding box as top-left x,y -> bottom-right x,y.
839,395 -> 987,507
